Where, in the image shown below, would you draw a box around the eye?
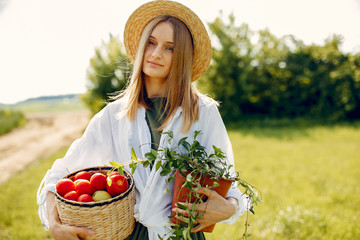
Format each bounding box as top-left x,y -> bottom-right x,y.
166,46 -> 174,51
148,40 -> 155,46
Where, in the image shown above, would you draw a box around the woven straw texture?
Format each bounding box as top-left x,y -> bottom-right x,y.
124,0 -> 212,81
55,167 -> 135,240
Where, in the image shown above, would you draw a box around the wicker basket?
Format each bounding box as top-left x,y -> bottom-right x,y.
55,166 -> 135,240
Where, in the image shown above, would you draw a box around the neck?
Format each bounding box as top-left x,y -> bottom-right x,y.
144,76 -> 166,98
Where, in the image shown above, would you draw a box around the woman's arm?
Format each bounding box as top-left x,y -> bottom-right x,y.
46,192 -> 94,240
37,104 -> 117,229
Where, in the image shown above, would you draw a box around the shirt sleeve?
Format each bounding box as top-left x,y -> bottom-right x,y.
36,105 -> 115,230
220,182 -> 252,224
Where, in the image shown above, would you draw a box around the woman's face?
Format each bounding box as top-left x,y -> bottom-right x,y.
142,21 -> 174,82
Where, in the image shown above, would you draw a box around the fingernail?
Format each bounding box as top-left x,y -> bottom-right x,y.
89,229 -> 95,234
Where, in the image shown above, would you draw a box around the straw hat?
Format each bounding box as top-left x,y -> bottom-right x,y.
124,0 -> 212,81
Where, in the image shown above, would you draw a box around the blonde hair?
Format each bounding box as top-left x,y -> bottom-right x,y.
117,15 -> 200,132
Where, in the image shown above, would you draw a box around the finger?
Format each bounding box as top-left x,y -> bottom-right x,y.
174,211 -> 190,223
173,207 -> 189,217
174,212 -> 203,227
191,223 -> 208,233
175,202 -> 188,209
195,187 -> 218,198
176,201 -> 207,213
70,226 -> 95,239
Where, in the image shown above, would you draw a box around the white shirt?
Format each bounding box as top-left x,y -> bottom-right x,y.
37,95 -> 249,239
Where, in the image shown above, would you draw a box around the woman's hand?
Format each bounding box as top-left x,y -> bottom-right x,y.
172,187 -> 238,232
46,192 -> 95,240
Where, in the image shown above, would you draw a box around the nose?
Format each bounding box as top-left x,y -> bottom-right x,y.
151,45 -> 162,59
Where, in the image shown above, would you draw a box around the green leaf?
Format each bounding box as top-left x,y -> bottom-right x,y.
129,162 -> 137,174
250,206 -> 255,214
186,174 -> 193,182
131,148 -> 138,161
194,130 -> 201,139
160,170 -> 170,176
182,141 -> 190,151
144,152 -> 156,161
167,175 -> 176,183
109,161 -> 122,168
117,166 -> 124,176
156,160 -> 162,171
178,137 -> 188,147
213,181 -> 220,188
168,131 -> 174,139
142,160 -> 150,168
179,166 -> 188,175
177,203 -> 187,210
165,148 -> 172,160
151,148 -> 158,157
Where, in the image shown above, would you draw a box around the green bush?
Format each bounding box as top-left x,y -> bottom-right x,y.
0,109 -> 26,135
83,35 -> 132,115
197,15 -> 360,123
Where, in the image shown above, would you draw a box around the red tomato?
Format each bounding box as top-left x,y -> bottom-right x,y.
106,174 -> 129,197
74,179 -> 94,195
74,171 -> 92,181
107,171 -> 121,177
77,193 -> 94,202
56,179 -> 75,197
63,191 -> 79,201
90,173 -> 107,191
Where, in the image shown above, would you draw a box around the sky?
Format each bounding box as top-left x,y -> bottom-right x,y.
0,0 -> 359,104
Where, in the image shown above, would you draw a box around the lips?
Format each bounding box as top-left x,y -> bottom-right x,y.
147,60 -> 163,67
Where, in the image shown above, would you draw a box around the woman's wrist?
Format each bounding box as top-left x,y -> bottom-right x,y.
46,192 -> 60,227
226,197 -> 238,216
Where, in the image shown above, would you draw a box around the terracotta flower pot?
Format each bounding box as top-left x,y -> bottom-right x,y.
170,170 -> 234,232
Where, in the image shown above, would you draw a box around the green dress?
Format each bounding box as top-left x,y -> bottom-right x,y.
125,97 -> 205,240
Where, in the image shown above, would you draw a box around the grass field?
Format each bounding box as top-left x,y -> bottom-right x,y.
0,109 -> 26,135
207,121 -> 360,240
0,121 -> 359,240
0,148 -> 66,240
10,97 -> 87,113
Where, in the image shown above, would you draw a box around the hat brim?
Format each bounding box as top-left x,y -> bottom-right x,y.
124,0 -> 212,81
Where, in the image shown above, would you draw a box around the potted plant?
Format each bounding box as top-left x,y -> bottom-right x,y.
110,131 -> 261,240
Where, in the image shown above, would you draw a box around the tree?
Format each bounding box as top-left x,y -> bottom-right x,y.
197,15 -> 254,122
82,35 -> 132,114
197,15 -> 360,122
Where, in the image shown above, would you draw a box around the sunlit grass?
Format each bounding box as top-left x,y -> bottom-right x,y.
0,148 -> 68,240
0,121 -> 359,239
206,122 -> 360,240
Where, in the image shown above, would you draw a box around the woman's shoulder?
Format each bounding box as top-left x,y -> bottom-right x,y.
103,97 -> 128,112
198,93 -> 219,109
90,97 -> 129,122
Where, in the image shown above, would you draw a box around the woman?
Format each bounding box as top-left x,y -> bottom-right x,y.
37,1 -> 248,239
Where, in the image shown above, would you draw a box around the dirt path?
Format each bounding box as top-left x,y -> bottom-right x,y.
0,110 -> 90,184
